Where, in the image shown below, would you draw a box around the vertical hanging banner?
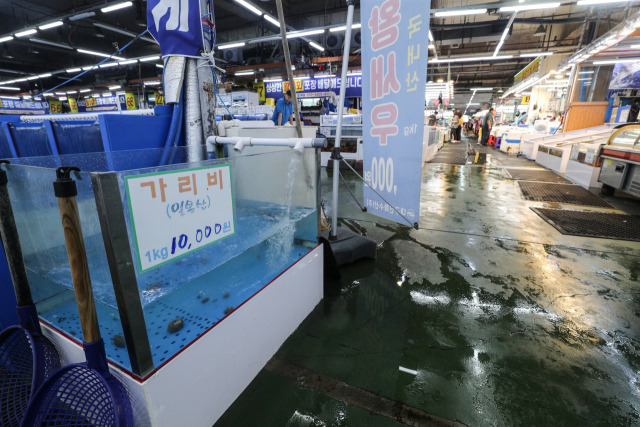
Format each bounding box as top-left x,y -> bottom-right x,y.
147,0 -> 204,57
362,0 -> 429,227
68,98 -> 79,113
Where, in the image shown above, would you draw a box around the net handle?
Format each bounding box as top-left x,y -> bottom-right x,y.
54,167 -> 101,343
0,164 -> 34,307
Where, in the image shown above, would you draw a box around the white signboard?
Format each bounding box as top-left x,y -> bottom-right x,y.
125,165 -> 235,272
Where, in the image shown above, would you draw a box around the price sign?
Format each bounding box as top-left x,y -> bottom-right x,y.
85,98 -> 97,108
69,98 -> 78,113
282,79 -> 304,93
154,91 -> 164,105
125,165 -> 235,272
49,100 -> 62,114
253,82 -> 265,102
125,93 -> 136,110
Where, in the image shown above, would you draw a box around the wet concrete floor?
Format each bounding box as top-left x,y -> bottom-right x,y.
216,138 -> 640,426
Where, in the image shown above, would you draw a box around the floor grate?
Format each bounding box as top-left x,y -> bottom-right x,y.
506,168 -> 571,183
518,182 -> 612,207
531,208 -> 640,241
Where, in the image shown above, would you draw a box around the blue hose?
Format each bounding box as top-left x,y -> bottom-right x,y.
160,90 -> 184,166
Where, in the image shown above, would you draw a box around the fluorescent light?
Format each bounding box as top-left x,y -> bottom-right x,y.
92,93 -> 102,97
288,29 -> 324,39
471,88 -> 493,91
577,78 -> 593,81
99,62 -> 118,68
0,36 -> 13,43
0,86 -> 19,90
156,63 -> 164,68
30,38 -> 73,49
14,78 -> 28,82
577,0 -> 630,4
69,11 -> 95,21
79,89 -> 91,93
428,44 -> 435,49
102,92 -> 112,97
264,15 -> 280,27
578,70 -> 594,74
139,55 -> 160,62
435,8 -> 486,17
309,41 -> 325,51
77,48 -> 124,61
59,96 -> 67,101
430,55 -> 513,63
520,51 -> 554,57
235,71 -> 254,76
37,73 -> 51,78
109,85 -> 121,90
66,90 -> 77,94
38,21 -> 63,30
119,59 -> 138,65
428,30 -> 434,42
66,68 -> 82,73
500,3 -> 560,12
264,78 -> 282,82
15,29 -> 37,38
101,1 -> 133,13
631,44 -> 640,49
329,23 -> 362,32
55,92 -> 67,95
593,58 -> 640,65
26,76 -> 39,80
0,96 -> 20,100
82,66 -> 96,71
234,0 -> 262,16
218,42 -> 245,50
144,81 -> 162,85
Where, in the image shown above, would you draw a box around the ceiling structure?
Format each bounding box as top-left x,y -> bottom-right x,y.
0,0 -> 638,102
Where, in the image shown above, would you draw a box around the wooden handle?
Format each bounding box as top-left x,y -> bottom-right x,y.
57,196 -> 100,343
0,182 -> 33,307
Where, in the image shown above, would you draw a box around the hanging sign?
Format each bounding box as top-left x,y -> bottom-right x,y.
265,74 -> 362,100
253,82 -> 265,102
49,100 -> 62,114
362,0 -> 429,227
68,98 -> 79,113
154,92 -> 165,105
125,92 -> 136,110
125,165 -> 235,272
0,98 -> 48,115
147,0 -> 204,58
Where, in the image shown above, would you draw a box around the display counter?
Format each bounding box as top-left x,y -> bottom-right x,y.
319,114 -> 363,169
598,124 -> 640,198
564,140 -> 605,188
520,123 -> 618,161
536,132 -> 610,174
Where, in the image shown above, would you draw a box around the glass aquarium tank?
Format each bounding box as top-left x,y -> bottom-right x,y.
3,145 -> 319,375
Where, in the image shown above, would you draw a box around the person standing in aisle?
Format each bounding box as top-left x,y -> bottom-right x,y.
480,107 -> 495,146
456,112 -> 464,142
450,113 -> 459,142
271,90 -> 294,126
627,98 -> 640,123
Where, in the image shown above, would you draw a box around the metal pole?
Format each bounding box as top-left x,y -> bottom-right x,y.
330,0 -> 355,239
275,0 -> 303,138
184,58 -> 206,162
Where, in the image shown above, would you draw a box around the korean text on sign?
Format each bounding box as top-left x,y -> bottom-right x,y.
125,165 -> 235,272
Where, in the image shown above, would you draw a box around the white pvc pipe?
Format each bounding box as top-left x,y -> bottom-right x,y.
331,1 -> 354,238
208,136 -> 326,153
20,109 -> 155,122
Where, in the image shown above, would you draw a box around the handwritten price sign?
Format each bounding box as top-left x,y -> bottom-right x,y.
125,165 -> 235,272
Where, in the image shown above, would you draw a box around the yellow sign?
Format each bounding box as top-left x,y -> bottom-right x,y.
265,98 -> 275,107
154,92 -> 164,105
125,93 -> 136,110
521,95 -> 530,105
68,98 -> 78,113
49,100 -> 62,114
0,99 -> 3,108
253,82 -> 265,102
514,57 -> 541,83
282,79 -> 304,93
85,97 -> 97,108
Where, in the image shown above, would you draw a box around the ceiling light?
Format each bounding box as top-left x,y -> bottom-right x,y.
577,0 -> 630,4
119,59 -> 138,65
288,29 -> 324,39
428,44 -> 435,49
578,70 -> 594,74
435,8 -> 486,17
101,1 -> 133,13
593,58 -> 640,65
79,89 -> 91,93
15,29 -> 37,38
55,92 -> 67,96
100,63 -> 118,68
38,21 -> 64,30
330,23 -> 362,32
59,96 -> 67,101
428,30 -> 434,42
471,88 -> 493,91
92,93 -> 101,97
14,78 -> 28,82
264,15 -> 280,27
156,63 -> 164,68
430,55 -> 513,63
140,55 -> 160,62
102,92 -> 112,97
77,48 -> 124,61
144,81 -> 162,85
218,42 -> 245,50
309,41 -> 324,51
520,51 -> 554,57
66,90 -> 77,94
499,3 -> 560,12
30,38 -> 73,50
0,96 -> 20,100
0,36 -> 13,43
82,66 -> 96,71
234,0 -> 262,16
0,86 -> 20,91
26,76 -> 39,80
66,68 -> 82,73
69,11 -> 96,21
109,85 -> 121,90
263,78 -> 282,82
235,71 -> 255,76
37,73 -> 51,78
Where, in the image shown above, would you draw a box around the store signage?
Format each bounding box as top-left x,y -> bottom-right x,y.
361,0 -> 429,227
84,95 -> 128,112
0,98 -> 49,115
514,57 -> 541,83
125,93 -> 136,110
264,74 -> 362,100
253,82 -> 265,102
125,165 -> 235,272
154,92 -> 165,105
147,0 -> 204,58
521,95 -> 530,105
69,98 -> 79,113
49,100 -> 62,114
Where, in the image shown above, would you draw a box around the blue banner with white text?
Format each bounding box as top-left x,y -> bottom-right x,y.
148,0 -> 204,57
362,0 -> 429,227
265,74 -> 363,100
